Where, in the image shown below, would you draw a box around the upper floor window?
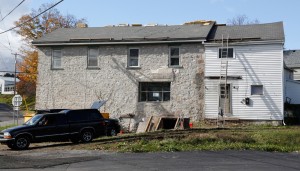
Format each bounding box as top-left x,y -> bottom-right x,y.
128,48 -> 139,67
169,47 -> 180,66
219,48 -> 234,58
88,48 -> 98,67
52,49 -> 62,69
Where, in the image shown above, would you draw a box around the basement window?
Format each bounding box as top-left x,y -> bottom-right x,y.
139,82 -> 171,102
251,85 -> 263,95
218,48 -> 234,58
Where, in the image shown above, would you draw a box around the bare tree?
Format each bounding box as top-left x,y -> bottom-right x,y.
227,14 -> 259,26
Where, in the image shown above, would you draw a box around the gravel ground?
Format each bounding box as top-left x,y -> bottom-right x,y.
0,142 -> 110,169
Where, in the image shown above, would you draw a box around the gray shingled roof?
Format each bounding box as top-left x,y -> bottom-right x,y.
284,50 -> 300,68
207,22 -> 284,41
32,24 -> 214,45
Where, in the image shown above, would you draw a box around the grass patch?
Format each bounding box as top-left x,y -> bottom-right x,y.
0,94 -> 14,106
0,124 -> 17,131
96,127 -> 300,153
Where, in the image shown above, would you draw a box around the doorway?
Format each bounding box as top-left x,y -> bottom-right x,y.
219,84 -> 231,115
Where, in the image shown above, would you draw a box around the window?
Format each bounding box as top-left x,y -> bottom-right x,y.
169,47 -> 180,66
128,48 -> 139,67
219,48 -> 234,58
88,48 -> 98,67
251,85 -> 263,95
68,110 -> 89,122
139,82 -> 171,102
52,49 -> 62,69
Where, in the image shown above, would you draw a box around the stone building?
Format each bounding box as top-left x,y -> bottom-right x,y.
32,23 -> 214,129
33,21 -> 291,128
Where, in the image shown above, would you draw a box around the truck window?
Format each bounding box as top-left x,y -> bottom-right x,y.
89,111 -> 103,120
55,114 -> 67,125
68,110 -> 89,122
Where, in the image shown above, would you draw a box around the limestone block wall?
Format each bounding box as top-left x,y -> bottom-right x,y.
36,43 -> 205,128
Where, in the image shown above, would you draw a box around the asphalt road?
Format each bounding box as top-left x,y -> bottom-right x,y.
1,150 -> 299,171
0,103 -> 13,122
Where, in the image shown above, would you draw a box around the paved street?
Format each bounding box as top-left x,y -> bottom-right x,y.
0,103 -> 23,126
0,103 -> 13,122
1,150 -> 299,171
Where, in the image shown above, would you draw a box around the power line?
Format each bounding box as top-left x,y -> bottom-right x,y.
0,10 -> 14,53
0,0 -> 64,35
0,0 -> 26,23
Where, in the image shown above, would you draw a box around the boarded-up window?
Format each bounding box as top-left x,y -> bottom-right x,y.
219,48 -> 234,58
88,48 -> 98,67
52,49 -> 62,69
139,82 -> 171,102
251,85 -> 263,95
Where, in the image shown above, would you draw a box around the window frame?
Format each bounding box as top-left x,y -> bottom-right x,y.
251,85 -> 264,95
139,82 -> 171,102
218,47 -> 235,58
87,47 -> 99,68
127,48 -> 140,67
169,46 -> 181,67
51,49 -> 62,69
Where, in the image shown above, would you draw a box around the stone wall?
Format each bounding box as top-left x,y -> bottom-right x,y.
36,43 -> 205,128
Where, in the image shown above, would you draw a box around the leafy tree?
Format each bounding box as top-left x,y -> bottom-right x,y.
227,14 -> 259,26
14,3 -> 86,103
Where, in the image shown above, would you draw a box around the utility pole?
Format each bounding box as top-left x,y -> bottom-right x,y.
12,53 -> 19,95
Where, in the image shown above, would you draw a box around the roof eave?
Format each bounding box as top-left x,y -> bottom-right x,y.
204,39 -> 284,46
32,39 -> 207,46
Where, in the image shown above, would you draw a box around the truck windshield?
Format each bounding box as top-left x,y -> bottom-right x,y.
24,115 -> 43,126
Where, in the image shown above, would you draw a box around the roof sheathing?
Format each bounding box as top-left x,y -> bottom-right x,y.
32,24 -> 214,45
207,22 -> 284,42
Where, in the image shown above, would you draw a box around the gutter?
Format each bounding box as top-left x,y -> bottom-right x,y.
203,40 -> 284,46
32,39 -> 206,46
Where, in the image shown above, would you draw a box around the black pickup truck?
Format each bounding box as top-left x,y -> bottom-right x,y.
0,109 -> 120,150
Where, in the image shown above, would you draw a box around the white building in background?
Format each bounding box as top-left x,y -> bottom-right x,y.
0,76 -> 19,95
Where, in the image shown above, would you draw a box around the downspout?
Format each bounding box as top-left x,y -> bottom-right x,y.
282,45 -> 286,126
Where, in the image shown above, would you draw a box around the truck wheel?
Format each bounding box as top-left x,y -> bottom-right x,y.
81,130 -> 93,143
14,136 -> 30,150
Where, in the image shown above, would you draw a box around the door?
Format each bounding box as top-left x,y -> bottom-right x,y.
219,84 -> 231,115
34,114 -> 69,141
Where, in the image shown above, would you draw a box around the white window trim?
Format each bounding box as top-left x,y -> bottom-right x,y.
169,46 -> 181,67
218,47 -> 235,59
87,47 -> 99,68
127,48 -> 140,68
250,85 -> 264,96
51,49 -> 62,69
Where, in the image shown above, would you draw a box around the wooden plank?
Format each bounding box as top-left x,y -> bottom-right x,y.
145,116 -> 153,132
155,117 -> 162,131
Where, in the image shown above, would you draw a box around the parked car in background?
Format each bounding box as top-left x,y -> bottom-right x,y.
0,109 -> 120,150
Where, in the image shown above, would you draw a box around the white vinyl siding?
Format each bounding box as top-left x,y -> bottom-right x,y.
285,80 -> 300,104
204,44 -> 283,120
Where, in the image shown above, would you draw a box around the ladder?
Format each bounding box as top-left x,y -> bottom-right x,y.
217,34 -> 229,128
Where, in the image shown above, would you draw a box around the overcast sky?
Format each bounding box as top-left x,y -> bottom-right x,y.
1,0 -> 300,71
